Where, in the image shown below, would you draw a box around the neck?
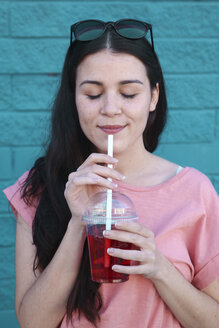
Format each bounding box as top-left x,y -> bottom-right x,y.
114,141 -> 153,180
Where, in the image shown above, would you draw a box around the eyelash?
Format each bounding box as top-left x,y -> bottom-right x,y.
87,94 -> 137,100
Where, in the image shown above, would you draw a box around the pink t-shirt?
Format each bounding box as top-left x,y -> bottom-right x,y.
3,167 -> 219,328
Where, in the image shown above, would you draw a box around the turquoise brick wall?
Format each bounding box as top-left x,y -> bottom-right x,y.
0,1 -> 219,327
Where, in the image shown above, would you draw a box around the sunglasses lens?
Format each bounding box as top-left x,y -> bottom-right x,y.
75,21 -> 105,41
116,20 -> 147,39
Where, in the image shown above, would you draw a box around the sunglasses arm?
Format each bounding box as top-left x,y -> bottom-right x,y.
149,27 -> 154,52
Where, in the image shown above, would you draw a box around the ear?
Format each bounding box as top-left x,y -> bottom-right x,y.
149,83 -> 159,112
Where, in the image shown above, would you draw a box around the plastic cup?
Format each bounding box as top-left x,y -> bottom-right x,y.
82,191 -> 138,283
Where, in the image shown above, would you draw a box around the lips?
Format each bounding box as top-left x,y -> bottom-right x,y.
99,125 -> 126,134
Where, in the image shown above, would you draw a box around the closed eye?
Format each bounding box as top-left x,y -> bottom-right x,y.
87,94 -> 101,100
122,94 -> 137,99
87,93 -> 137,100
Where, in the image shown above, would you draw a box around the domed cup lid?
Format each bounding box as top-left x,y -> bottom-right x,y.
82,191 -> 138,224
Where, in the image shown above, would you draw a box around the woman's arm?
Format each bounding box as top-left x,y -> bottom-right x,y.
16,213 -> 86,328
152,254 -> 219,328
104,222 -> 219,328
203,278 -> 219,302
16,153 -> 123,328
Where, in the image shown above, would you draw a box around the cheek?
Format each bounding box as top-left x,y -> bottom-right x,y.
76,97 -> 96,124
77,110 -> 93,130
77,108 -> 94,140
126,93 -> 151,109
125,96 -> 151,120
128,99 -> 151,132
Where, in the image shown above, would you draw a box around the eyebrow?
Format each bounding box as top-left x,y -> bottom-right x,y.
80,80 -> 102,87
119,79 -> 143,85
79,79 -> 143,87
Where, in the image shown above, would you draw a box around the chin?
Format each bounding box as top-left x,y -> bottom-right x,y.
111,145 -> 127,156
94,137 -> 128,155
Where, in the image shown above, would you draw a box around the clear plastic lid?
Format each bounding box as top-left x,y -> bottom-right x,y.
82,191 -> 138,224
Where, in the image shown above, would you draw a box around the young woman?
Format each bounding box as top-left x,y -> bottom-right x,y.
3,19 -> 219,328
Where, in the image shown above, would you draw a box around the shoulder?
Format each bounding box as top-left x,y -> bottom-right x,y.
3,170 -> 30,202
184,167 -> 217,196
181,168 -> 219,224
177,167 -> 218,205
186,167 -> 212,182
3,170 -> 39,227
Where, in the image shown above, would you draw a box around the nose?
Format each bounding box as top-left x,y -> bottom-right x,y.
100,93 -> 122,116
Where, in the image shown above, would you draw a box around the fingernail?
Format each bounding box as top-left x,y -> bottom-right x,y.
117,174 -> 125,180
112,158 -> 118,162
103,230 -> 110,236
112,183 -> 118,188
112,265 -> 118,271
107,248 -> 114,254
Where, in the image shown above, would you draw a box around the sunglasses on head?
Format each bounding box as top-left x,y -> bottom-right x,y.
70,19 -> 154,51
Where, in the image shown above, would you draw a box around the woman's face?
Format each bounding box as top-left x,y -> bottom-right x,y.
75,49 -> 159,155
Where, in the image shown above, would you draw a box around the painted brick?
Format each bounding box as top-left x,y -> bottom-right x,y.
165,74 -> 219,109
0,279 -> 15,311
0,112 -> 50,146
10,3 -> 219,37
216,110 -> 219,139
12,75 -> 60,110
156,40 -> 219,74
0,148 -> 12,180
0,311 -> 20,328
0,246 -> 15,279
0,39 -> 11,74
148,3 -> 219,38
0,180 -> 14,213
14,147 -> 42,178
0,76 -> 11,110
161,110 -> 215,143
0,38 -> 67,74
0,38 -> 218,74
0,3 -> 9,37
0,214 -> 16,247
11,2 -> 70,37
155,142 -> 219,175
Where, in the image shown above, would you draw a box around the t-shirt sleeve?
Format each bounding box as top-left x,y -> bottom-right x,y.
2,171 -> 38,227
191,174 -> 219,290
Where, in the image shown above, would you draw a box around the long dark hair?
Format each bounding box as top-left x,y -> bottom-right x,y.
21,27 -> 167,326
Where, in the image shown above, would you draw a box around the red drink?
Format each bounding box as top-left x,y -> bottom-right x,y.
87,224 -> 137,283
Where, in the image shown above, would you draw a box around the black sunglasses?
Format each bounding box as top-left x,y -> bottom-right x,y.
70,19 -> 154,51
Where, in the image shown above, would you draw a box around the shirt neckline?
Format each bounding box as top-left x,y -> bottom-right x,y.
115,167 -> 191,192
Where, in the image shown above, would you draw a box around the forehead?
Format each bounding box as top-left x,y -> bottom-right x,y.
76,50 -> 147,82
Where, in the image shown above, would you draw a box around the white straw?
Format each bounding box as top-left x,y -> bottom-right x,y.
106,135 -> 113,230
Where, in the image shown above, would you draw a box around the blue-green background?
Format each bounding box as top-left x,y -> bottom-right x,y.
0,1 -> 219,327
